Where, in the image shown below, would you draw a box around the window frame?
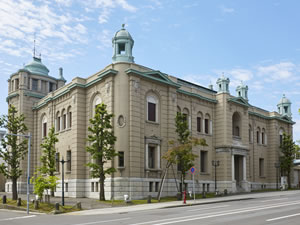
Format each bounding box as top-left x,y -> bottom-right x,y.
146,95 -> 159,123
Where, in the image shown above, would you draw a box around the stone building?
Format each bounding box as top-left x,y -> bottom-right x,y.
5,26 -> 294,199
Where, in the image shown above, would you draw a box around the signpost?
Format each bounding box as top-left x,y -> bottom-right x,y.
190,167 -> 195,202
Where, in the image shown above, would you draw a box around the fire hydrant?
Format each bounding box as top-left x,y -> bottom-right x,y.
183,190 -> 186,204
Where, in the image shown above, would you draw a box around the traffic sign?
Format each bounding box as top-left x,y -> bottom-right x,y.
190,167 -> 195,174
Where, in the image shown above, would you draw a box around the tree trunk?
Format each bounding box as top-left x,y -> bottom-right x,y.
12,178 -> 18,200
99,174 -> 105,201
287,171 -> 291,189
51,189 -> 54,197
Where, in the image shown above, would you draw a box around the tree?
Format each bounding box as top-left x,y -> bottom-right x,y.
31,174 -> 58,202
39,126 -> 58,196
280,133 -> 296,189
0,105 -> 28,200
158,112 -> 207,199
86,103 -> 117,201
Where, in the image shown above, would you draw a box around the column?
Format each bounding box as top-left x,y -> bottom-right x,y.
210,120 -> 213,134
243,156 -> 246,181
145,143 -> 148,169
232,155 -> 235,181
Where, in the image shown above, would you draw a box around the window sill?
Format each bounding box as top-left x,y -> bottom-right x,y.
233,136 -> 241,140
117,167 -> 125,170
66,171 -> 71,174
200,172 -> 210,175
146,168 -> 162,172
145,120 -> 159,125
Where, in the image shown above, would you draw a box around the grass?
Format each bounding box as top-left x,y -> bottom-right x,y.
0,198 -> 81,214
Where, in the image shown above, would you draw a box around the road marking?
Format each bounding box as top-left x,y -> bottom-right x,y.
261,198 -> 288,202
0,215 -> 36,221
266,213 -> 300,222
129,200 -> 300,225
187,205 -> 230,212
72,217 -> 131,225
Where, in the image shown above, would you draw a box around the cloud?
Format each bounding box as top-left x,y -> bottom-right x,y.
220,5 -> 235,14
97,29 -> 113,50
257,62 -> 298,81
228,68 -> 253,81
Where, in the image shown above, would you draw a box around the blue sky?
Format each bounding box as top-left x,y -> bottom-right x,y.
1,0 -> 300,140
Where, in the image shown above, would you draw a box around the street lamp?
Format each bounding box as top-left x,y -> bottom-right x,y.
212,160 -> 220,193
274,162 -> 280,190
0,130 -> 31,214
56,155 -> 69,206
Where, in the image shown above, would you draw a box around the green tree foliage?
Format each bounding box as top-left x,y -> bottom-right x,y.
31,175 -> 58,201
39,126 -> 58,196
86,103 -> 117,201
280,133 -> 296,189
164,112 -> 207,193
0,105 -> 28,200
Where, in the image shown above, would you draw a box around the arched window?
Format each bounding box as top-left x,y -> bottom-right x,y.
232,112 -> 241,137
56,111 -> 61,132
205,113 -> 211,134
146,94 -> 159,122
62,109 -> 66,130
92,95 -> 102,116
67,106 -> 72,128
262,128 -> 266,145
197,112 -> 203,133
279,128 -> 284,145
249,124 -> 253,143
182,108 -> 190,129
257,127 -> 261,144
42,115 -> 47,138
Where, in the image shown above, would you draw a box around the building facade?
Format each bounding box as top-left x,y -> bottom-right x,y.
5,26 -> 295,199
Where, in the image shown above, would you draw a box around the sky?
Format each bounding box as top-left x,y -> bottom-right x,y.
0,0 -> 300,141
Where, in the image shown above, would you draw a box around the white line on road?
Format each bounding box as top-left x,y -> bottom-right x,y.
72,217 -> 131,225
261,198 -> 288,202
0,215 -> 36,221
266,213 -> 300,222
187,205 -> 230,212
129,200 -> 300,225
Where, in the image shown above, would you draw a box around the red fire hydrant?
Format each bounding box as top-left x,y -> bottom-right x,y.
183,190 -> 186,204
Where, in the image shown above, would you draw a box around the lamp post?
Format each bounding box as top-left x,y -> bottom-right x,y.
212,160 -> 220,193
0,131 -> 31,214
274,162 -> 280,190
56,155 -> 69,206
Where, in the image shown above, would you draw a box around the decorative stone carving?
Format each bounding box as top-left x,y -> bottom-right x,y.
118,115 -> 126,127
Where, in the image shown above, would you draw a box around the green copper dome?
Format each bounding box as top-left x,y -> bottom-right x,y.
278,94 -> 291,105
24,57 -> 49,76
114,24 -> 133,39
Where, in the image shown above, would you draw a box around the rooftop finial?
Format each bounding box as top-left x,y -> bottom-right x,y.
33,33 -> 36,58
122,24 -> 125,29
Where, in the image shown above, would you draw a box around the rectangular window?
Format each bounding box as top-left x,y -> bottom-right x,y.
148,102 -> 156,122
91,182 -> 94,192
259,158 -> 264,177
15,79 -> 19,90
149,182 -> 153,192
205,119 -> 209,134
262,133 -> 265,145
55,152 -> 60,172
197,117 -> 201,132
95,182 -> 99,192
280,135 -> 283,145
65,183 -> 68,192
155,182 -> 159,192
43,122 -> 47,137
67,150 -> 71,172
148,146 -> 155,169
257,131 -> 260,144
200,151 -> 208,173
49,82 -> 54,92
32,79 -> 38,91
118,151 -> 125,167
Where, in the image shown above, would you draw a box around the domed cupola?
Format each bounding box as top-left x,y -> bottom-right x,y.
24,56 -> 49,76
236,81 -> 248,100
216,74 -> 230,94
112,24 -> 134,63
277,94 -> 292,118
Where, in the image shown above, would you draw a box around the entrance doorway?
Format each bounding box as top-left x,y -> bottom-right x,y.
234,155 -> 243,187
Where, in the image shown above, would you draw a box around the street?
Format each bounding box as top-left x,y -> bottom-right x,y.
1,192 -> 300,225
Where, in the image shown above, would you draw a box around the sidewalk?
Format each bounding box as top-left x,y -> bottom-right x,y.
1,190 -> 300,215
68,190 -> 300,215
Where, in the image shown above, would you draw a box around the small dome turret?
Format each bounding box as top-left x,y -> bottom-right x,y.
277,94 -> 292,118
112,24 -> 134,63
216,74 -> 230,94
24,57 -> 49,76
236,81 -> 248,100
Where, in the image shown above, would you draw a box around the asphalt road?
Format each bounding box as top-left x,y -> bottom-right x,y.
1,193 -> 300,225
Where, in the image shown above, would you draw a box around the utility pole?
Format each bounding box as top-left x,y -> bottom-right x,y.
212,160 -> 220,193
